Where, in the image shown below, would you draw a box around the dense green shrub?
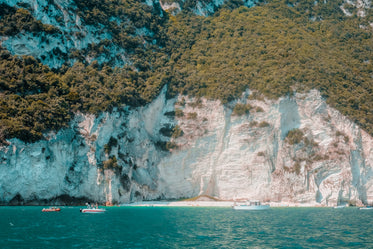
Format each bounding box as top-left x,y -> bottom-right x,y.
233,103 -> 252,116
103,156 -> 121,170
286,129 -> 304,145
0,5 -> 59,35
294,161 -> 301,175
186,112 -> 198,120
175,109 -> 184,117
171,125 -> 184,138
258,121 -> 270,128
257,151 -> 265,157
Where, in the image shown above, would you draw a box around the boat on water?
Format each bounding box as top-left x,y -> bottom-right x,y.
42,207 -> 61,212
359,206 -> 373,210
232,200 -> 270,210
333,206 -> 346,209
80,203 -> 106,213
333,204 -> 347,209
80,208 -> 106,213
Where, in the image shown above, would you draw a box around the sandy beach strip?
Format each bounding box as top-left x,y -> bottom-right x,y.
119,201 -> 326,208
120,201 -> 234,207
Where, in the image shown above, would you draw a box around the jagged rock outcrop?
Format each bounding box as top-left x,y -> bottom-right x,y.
0,0 -> 154,68
159,0 -> 259,16
341,0 -> 372,17
1,88 -> 372,206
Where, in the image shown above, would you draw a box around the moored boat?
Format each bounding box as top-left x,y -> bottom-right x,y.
333,204 -> 347,209
80,203 -> 106,213
232,200 -> 270,210
42,207 -> 61,212
359,206 -> 373,210
80,208 -> 106,213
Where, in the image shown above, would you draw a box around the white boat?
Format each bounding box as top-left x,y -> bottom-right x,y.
359,206 -> 373,210
333,204 -> 347,209
232,200 -> 270,210
80,208 -> 106,213
80,203 -> 106,213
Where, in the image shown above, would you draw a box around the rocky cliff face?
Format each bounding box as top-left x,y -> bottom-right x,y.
0,0 -> 154,68
1,0 -> 373,206
1,88 -> 372,206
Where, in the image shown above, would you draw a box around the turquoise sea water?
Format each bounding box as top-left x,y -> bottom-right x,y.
1,206 -> 372,248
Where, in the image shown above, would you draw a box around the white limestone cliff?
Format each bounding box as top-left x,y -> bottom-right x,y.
1,88 -> 372,206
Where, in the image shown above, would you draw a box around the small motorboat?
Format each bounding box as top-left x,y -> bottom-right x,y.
359,206 -> 373,210
42,207 -> 61,212
333,204 -> 347,209
80,203 -> 106,213
232,200 -> 270,210
80,208 -> 106,213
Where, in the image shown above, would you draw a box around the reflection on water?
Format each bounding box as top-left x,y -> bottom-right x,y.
1,206 -> 372,248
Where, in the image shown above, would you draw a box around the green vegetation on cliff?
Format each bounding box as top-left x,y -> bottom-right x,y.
166,2 -> 373,125
0,0 -> 373,144
0,47 -> 162,143
164,1 -> 373,134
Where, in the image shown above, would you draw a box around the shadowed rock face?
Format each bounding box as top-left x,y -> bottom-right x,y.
0,0 -> 140,68
1,89 -> 373,206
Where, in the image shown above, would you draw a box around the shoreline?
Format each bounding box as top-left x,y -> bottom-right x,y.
0,201 -> 355,208
119,201 -> 342,208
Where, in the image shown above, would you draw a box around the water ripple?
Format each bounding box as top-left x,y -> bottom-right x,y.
0,206 -> 372,248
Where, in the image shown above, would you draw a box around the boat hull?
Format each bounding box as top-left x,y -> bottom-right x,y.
233,205 -> 270,210
81,208 -> 106,213
42,208 -> 61,212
